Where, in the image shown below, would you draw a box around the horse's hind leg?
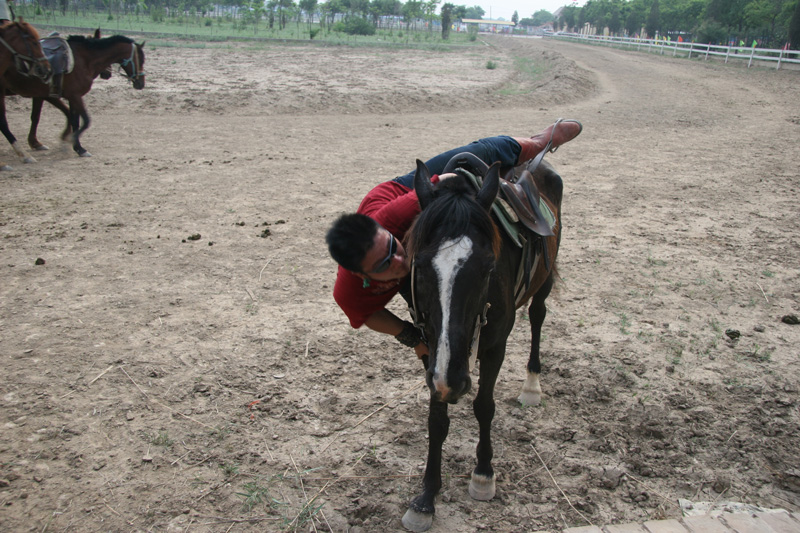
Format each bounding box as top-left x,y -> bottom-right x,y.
518,273 -> 555,406
73,107 -> 91,157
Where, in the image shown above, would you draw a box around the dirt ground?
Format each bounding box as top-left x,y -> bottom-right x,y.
1,35 -> 799,533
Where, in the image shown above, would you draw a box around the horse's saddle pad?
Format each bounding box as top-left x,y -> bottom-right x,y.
40,33 -> 74,75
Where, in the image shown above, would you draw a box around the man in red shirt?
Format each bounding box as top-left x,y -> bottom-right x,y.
326,119 -> 582,357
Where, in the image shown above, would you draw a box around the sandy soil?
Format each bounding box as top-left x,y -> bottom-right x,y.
1,35 -> 799,532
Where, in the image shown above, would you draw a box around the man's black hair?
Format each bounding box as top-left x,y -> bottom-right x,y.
326,213 -> 379,273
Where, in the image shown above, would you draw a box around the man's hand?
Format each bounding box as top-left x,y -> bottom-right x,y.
414,342 -> 429,359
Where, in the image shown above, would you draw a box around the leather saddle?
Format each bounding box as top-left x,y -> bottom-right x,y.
40,33 -> 74,77
442,152 -> 555,242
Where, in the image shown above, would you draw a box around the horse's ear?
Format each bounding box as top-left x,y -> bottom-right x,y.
93,28 -> 101,38
140,41 -> 146,48
414,159 -> 434,210
476,161 -> 501,211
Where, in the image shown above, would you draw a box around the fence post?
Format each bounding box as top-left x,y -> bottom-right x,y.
748,46 -> 756,68
725,45 -> 731,63
705,43 -> 710,61
777,48 -> 783,70
688,43 -> 693,59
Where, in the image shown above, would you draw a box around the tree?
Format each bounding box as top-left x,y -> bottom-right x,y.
299,0 -> 317,24
531,9 -> 553,26
464,5 -> 484,19
512,10 -> 518,25
646,0 -> 660,37
441,2 -> 454,38
402,0 -> 423,29
791,0 -> 800,48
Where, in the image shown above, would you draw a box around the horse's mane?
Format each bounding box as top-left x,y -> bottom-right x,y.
407,175 -> 501,261
0,20 -> 41,40
67,34 -> 135,49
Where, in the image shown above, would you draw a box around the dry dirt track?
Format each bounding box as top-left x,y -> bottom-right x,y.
1,35 -> 799,532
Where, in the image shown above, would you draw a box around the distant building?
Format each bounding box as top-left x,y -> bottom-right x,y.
459,18 -> 516,34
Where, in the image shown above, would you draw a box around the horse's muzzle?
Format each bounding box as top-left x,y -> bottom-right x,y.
428,370 -> 472,404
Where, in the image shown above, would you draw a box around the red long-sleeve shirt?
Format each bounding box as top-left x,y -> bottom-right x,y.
332,177 -> 439,328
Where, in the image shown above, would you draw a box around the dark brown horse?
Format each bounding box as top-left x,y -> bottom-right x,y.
400,153 -> 564,531
0,33 -> 144,161
0,19 -> 51,170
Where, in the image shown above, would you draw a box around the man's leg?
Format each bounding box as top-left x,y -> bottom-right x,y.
393,119 -> 582,188
393,136 -> 520,188
513,119 -> 582,164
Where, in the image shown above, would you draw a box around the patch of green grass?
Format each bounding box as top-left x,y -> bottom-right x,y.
149,431 -> 174,447
618,312 -> 631,335
220,462 -> 240,477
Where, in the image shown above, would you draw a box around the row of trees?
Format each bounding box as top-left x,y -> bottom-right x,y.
555,0 -> 800,49
22,0 -> 800,48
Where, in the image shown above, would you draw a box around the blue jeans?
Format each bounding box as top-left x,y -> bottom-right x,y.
393,136 -> 521,188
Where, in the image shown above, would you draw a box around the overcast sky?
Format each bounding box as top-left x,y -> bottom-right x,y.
473,0 -> 585,22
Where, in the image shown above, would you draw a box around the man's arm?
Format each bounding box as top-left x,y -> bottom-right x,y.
364,309 -> 429,358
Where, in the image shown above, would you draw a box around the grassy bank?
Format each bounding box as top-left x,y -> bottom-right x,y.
16,5 -> 479,50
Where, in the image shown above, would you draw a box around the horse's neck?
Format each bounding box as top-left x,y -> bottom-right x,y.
81,42 -> 131,73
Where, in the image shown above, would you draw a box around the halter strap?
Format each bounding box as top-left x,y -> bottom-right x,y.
0,32 -> 51,82
119,42 -> 145,80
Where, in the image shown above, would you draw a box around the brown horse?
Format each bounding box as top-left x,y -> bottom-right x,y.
0,33 -> 144,161
0,19 -> 51,170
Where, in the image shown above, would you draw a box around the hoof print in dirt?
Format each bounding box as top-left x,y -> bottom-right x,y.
260,228 -> 271,238
781,314 -> 799,325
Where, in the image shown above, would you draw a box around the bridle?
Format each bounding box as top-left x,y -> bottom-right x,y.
0,26 -> 51,82
118,42 -> 144,83
409,259 -> 491,373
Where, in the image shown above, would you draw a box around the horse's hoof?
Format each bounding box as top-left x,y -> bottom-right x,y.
469,472 -> 496,501
34,144 -> 49,151
23,156 -> 37,164
79,151 -> 92,158
517,391 -> 542,406
401,508 -> 433,532
0,164 -> 13,171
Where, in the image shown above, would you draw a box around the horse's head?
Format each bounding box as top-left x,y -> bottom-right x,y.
0,19 -> 52,82
409,158 -> 502,403
119,40 -> 145,89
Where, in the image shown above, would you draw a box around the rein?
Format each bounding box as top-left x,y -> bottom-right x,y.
0,31 -> 51,81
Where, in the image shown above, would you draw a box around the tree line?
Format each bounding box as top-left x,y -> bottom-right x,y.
20,0 -> 800,48
554,0 -> 800,49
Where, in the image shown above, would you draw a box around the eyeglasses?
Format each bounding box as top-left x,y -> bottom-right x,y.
370,233 -> 396,274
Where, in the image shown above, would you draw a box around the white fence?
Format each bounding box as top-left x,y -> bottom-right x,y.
550,33 -> 800,71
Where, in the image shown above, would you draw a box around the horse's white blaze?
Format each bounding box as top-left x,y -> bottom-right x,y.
432,236 -> 473,387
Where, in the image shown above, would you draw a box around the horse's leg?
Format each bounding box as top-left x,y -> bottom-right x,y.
470,349 -> 504,501
30,97 -> 70,151
29,98 -> 47,151
518,273 -> 556,406
401,399 -> 449,532
0,91 -> 36,165
72,105 -> 91,157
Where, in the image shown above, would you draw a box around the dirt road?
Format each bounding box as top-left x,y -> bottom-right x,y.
1,35 -> 798,532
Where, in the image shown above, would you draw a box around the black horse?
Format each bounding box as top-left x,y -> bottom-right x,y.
400,153 -> 563,531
